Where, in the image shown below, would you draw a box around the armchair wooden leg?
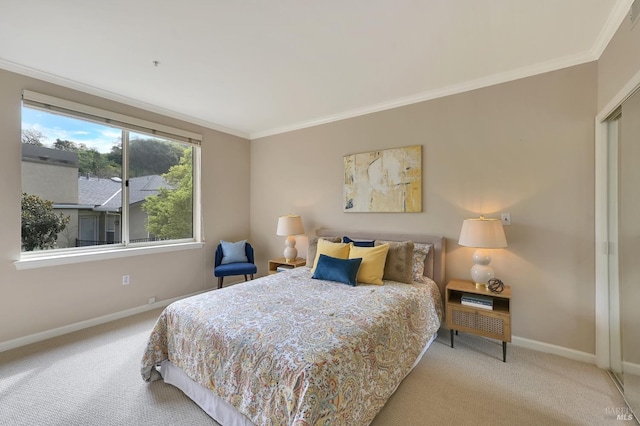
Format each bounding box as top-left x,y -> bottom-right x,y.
244,274 -> 249,281
218,277 -> 223,289
250,274 -> 254,280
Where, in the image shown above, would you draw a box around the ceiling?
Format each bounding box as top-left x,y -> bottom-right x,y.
0,1 -> 632,139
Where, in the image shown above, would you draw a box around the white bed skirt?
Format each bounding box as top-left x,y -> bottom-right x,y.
161,359 -> 255,426
159,332 -> 438,425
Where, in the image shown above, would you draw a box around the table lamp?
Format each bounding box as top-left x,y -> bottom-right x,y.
458,215 -> 507,287
276,214 -> 305,262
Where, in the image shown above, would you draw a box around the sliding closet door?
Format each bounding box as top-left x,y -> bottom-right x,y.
608,114 -> 622,382
619,88 -> 640,415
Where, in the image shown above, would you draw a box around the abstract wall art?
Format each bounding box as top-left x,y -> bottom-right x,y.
344,145 -> 422,212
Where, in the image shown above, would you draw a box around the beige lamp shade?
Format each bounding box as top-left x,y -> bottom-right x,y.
458,216 -> 507,286
276,214 -> 305,237
458,216 -> 507,249
276,214 -> 305,262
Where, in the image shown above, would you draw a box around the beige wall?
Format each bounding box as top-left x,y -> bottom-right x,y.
0,68 -> 251,344
598,15 -> 640,112
21,160 -> 78,203
251,63 -> 598,353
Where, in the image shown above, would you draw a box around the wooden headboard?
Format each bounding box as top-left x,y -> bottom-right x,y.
315,229 -> 446,303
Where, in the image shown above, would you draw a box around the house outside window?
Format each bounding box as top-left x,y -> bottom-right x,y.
20,91 -> 202,260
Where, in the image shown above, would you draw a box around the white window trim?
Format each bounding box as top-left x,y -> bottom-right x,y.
14,241 -> 205,270
19,90 -> 204,268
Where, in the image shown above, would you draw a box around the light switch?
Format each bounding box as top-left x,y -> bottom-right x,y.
501,213 -> 511,226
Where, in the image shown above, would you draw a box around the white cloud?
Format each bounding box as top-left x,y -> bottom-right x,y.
23,123 -> 118,153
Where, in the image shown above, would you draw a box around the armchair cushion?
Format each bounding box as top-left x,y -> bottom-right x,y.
220,240 -> 248,264
215,262 -> 257,276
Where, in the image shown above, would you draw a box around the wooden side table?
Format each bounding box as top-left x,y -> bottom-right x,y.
268,257 -> 306,274
446,279 -> 512,362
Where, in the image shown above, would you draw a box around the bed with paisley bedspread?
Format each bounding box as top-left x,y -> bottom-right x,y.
141,230 -> 445,426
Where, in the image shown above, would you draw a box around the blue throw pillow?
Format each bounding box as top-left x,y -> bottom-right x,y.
220,240 -> 248,264
312,254 -> 362,286
343,236 -> 375,247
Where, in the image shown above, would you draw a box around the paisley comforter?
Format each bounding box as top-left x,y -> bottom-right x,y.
141,267 -> 442,426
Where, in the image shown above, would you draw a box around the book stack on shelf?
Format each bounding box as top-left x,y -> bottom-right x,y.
276,264 -> 295,272
461,292 -> 493,310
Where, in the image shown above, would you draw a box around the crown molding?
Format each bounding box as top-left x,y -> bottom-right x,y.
591,0 -> 635,59
250,50 -> 597,140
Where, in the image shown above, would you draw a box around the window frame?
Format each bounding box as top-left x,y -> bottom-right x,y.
16,91 -> 203,270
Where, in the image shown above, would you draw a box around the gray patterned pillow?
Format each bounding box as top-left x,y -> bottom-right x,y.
306,236 -> 341,267
412,243 -> 431,283
375,240 -> 414,284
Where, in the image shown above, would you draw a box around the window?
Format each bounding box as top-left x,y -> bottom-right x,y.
19,91 -> 202,265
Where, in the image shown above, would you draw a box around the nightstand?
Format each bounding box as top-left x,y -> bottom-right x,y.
268,257 -> 306,274
446,279 -> 512,362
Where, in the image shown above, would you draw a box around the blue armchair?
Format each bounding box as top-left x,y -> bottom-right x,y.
214,242 -> 257,289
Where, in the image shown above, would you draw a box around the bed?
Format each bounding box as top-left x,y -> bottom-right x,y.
141,230 -> 446,425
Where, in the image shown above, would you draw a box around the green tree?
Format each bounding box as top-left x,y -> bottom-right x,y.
21,193 -> 71,251
129,138 -> 183,177
52,138 -> 121,178
142,148 -> 193,239
53,138 -> 78,151
78,147 -> 118,178
107,142 -> 122,165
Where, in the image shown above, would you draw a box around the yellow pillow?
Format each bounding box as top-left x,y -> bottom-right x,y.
349,243 -> 389,285
311,239 -> 352,272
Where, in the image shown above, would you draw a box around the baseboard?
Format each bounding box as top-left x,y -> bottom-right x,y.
0,290 -> 208,353
511,335 -> 596,364
440,326 -> 597,365
623,361 -> 640,376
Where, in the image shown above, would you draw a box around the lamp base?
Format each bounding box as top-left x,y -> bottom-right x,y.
470,248 -> 495,286
283,236 -> 298,263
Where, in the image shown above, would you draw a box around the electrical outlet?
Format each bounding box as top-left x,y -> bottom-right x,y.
122,275 -> 130,285
148,296 -> 156,304
501,213 -> 511,226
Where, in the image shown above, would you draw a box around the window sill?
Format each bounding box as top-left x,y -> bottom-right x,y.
14,241 -> 205,270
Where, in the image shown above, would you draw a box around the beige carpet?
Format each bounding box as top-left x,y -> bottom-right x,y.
0,309 -> 628,425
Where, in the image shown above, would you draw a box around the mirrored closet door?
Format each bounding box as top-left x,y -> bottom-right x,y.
609,86 -> 640,415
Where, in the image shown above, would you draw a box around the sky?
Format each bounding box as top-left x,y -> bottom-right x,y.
22,107 -> 122,153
